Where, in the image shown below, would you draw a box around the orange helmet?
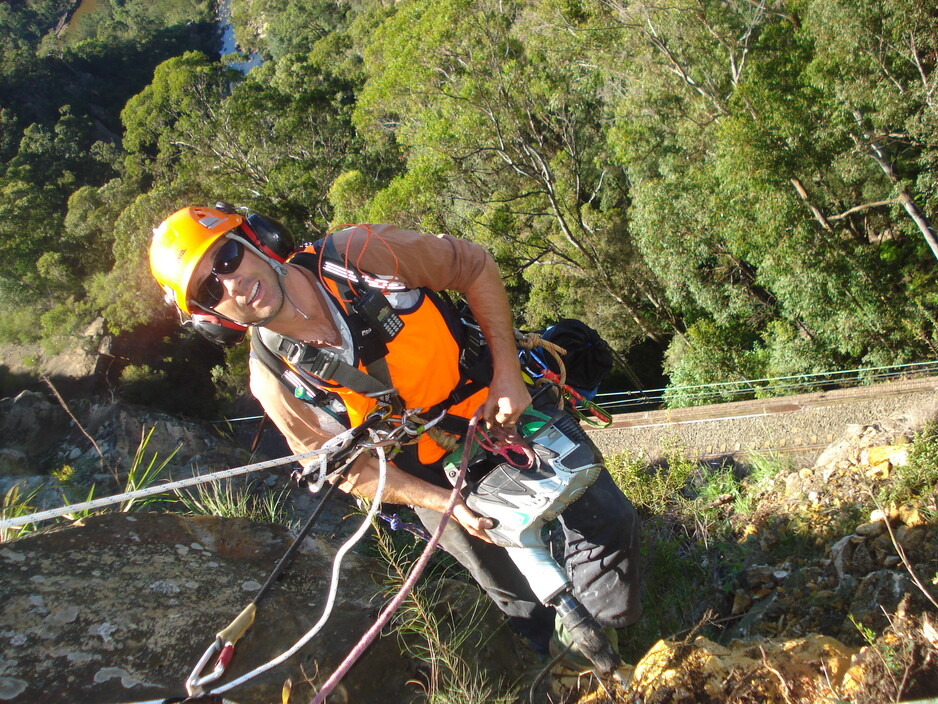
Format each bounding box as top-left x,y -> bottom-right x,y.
150,206 -> 244,314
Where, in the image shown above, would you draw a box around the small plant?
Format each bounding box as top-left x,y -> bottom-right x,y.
372,525 -> 516,704
885,421 -> 938,505
606,446 -> 696,515
175,479 -> 291,524
0,483 -> 41,543
62,485 -> 97,522
121,427 -> 180,512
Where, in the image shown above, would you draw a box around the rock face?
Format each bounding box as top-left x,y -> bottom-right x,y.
0,513 -> 432,704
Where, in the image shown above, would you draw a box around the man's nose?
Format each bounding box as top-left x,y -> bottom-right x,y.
220,272 -> 245,297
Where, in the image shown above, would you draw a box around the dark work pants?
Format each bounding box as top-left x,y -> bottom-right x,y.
414,463 -> 642,645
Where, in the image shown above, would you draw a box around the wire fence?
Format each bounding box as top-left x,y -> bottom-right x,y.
211,360 -> 938,425
593,360 -> 938,414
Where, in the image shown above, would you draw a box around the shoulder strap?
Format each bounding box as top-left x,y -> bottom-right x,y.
253,242 -> 402,410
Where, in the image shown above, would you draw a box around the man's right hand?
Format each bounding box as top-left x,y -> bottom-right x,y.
452,501 -> 497,543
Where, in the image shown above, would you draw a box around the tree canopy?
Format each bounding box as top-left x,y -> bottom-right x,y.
2,0 -> 936,409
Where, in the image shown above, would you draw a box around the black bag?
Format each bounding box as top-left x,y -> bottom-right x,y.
529,319 -> 613,399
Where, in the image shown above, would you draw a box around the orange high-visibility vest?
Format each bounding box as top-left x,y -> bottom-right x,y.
259,241 -> 490,465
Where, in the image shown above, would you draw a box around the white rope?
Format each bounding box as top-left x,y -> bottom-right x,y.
0,425 -> 369,530
213,434 -> 389,695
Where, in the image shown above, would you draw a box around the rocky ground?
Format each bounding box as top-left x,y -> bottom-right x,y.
1,385 -> 937,703
556,402 -> 938,704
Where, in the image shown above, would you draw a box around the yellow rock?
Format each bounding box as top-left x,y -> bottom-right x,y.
898,501 -> 926,527
631,634 -> 859,703
865,463 -> 890,480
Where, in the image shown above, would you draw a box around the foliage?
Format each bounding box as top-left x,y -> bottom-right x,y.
0,482 -> 42,543
2,0 -> 938,405
174,479 -> 291,524
605,447 -> 828,661
372,524 -> 517,704
885,421 -> 938,506
120,426 -> 180,512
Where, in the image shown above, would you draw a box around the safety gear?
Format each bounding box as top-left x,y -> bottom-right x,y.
150,206 -> 244,314
149,202 -> 296,318
186,311 -> 248,346
252,237 -> 490,466
194,238 -> 246,309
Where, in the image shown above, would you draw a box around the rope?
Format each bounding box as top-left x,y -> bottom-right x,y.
0,425 -> 371,531
516,332 -> 568,387
307,409 -> 480,704
213,435 -> 390,695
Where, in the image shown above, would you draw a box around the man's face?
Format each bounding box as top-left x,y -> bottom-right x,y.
189,236 -> 283,325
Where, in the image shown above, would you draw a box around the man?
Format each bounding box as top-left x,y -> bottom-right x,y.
149,204 -> 641,665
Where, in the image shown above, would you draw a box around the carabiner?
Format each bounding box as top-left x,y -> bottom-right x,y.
185,604 -> 256,696
185,637 -> 231,695
400,408 -> 447,437
568,397 -> 613,428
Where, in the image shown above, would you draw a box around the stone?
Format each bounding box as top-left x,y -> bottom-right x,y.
631,635 -> 858,703
0,391 -> 70,461
842,570 -> 913,639
0,449 -> 31,476
894,524 -> 928,552
854,520 -> 886,537
0,513 -> 521,704
863,445 -> 908,468
898,502 -> 926,527
864,463 -> 890,480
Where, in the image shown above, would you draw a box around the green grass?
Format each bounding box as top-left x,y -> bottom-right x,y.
605,446 -> 833,661
121,427 -> 180,512
174,479 -> 292,524
884,421 -> 938,507
0,483 -> 42,543
371,523 -> 518,704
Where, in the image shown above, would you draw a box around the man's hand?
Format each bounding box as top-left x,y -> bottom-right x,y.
482,371 -> 532,431
453,501 -> 497,543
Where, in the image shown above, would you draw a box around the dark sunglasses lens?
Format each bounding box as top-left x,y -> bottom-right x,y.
213,239 -> 243,275
196,276 -> 224,309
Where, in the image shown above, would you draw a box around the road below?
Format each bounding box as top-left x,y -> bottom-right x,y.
585,375 -> 938,465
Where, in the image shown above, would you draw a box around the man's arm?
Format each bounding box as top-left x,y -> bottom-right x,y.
461,252 -> 531,429
336,456 -> 496,542
333,225 -> 531,429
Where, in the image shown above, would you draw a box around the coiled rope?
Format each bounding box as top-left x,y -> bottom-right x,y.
516,332 -> 568,387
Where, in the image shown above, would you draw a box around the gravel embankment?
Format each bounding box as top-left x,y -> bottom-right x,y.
586,376 -> 938,466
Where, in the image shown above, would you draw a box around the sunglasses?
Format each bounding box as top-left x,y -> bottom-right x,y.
193,238 -> 244,310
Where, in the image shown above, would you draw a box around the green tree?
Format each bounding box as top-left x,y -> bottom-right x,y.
354,0 -> 675,348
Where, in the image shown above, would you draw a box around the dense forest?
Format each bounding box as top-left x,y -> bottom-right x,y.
1,0 -> 936,414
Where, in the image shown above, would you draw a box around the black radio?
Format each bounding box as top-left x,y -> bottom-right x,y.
353,290 -> 404,343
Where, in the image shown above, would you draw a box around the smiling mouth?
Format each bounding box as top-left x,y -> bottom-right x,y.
247,281 -> 260,305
